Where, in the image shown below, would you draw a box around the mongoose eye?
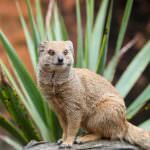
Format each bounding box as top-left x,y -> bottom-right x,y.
48,49 -> 55,56
63,49 -> 68,55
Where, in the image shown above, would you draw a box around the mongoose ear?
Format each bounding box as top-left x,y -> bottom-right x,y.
66,41 -> 74,54
38,41 -> 48,54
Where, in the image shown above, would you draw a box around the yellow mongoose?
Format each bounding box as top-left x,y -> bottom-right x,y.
37,41 -> 150,149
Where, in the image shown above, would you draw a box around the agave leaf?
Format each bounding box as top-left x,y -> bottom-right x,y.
0,31 -> 45,122
0,114 -> 27,145
0,31 -> 50,141
76,0 -> 84,67
17,3 -> 37,72
103,54 -> 118,81
0,61 -> 24,101
45,0 -> 55,40
116,41 -> 150,97
51,111 -> 62,140
0,61 -> 35,123
46,26 -> 53,41
139,119 -> 150,131
44,104 -> 56,142
96,0 -> 113,74
85,0 -> 94,67
0,71 -> 41,141
35,0 -> 45,40
53,3 -> 63,40
114,0 -> 134,54
0,65 -> 52,142
127,85 -> 150,119
25,0 -> 40,50
96,33 -> 107,74
89,0 -> 109,71
104,0 -> 134,81
0,135 -> 22,150
60,16 -> 69,40
44,104 -> 61,142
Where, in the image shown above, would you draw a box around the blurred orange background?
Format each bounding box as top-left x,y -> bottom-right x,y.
0,0 -> 149,127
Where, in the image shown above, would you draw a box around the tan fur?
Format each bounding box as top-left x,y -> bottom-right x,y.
37,41 -> 150,149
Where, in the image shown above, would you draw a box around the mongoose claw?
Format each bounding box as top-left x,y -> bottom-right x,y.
59,142 -> 72,148
57,138 -> 63,145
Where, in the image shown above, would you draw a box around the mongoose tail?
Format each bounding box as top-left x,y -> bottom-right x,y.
125,122 -> 150,149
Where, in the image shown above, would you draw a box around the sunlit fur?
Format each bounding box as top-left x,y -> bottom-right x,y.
37,41 -> 150,149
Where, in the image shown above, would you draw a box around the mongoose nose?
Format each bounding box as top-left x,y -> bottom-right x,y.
58,57 -> 64,63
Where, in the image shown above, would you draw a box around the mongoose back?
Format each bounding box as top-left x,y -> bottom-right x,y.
37,41 -> 150,149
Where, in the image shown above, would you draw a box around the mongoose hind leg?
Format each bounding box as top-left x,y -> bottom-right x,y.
87,96 -> 127,140
75,134 -> 100,144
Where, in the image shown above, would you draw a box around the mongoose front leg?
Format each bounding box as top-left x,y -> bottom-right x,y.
54,111 -> 67,145
60,111 -> 81,148
75,134 -> 101,144
56,116 -> 67,145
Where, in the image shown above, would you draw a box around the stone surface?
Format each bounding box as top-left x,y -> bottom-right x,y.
23,140 -> 140,150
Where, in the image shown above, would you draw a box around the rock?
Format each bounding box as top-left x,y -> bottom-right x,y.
23,140 -> 140,150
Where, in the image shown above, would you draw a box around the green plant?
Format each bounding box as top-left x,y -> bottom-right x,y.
0,0 -> 149,149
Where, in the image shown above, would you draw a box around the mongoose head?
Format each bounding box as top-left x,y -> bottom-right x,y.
38,41 -> 74,71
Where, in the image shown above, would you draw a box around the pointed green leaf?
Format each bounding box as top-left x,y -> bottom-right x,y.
53,4 -> 63,40
0,61 -> 51,141
0,114 -> 27,145
0,31 -> 50,141
0,61 -> 23,100
0,31 -> 45,122
44,103 -> 61,142
25,0 -> 40,50
76,0 -> 84,67
35,0 -> 45,39
85,0 -> 94,67
0,135 -> 22,150
127,85 -> 150,119
115,0 -> 134,54
139,119 -> 150,131
0,73 -> 41,141
45,0 -> 54,40
17,3 -> 37,72
104,53 -> 119,81
96,0 -> 113,74
60,16 -> 69,40
104,0 -> 134,81
89,0 -> 109,71
116,41 -> 150,97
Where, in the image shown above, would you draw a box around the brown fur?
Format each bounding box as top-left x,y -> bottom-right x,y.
37,41 -> 150,149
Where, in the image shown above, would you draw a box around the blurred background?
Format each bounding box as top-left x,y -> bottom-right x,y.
0,0 -> 149,149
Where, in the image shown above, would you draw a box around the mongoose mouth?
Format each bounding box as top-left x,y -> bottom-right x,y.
53,63 -> 64,66
44,63 -> 49,67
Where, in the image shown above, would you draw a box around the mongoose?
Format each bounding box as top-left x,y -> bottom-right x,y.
37,41 -> 150,149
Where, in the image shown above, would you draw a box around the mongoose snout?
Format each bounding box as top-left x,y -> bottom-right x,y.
57,55 -> 64,63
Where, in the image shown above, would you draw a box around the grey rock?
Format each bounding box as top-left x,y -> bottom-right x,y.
23,140 -> 141,150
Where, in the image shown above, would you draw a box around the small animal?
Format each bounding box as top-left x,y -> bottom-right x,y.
37,41 -> 150,149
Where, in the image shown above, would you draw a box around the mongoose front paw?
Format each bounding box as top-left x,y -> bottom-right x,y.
59,142 -> 72,148
57,138 -> 63,145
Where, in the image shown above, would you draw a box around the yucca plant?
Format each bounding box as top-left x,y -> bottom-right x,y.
0,0 -> 149,149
